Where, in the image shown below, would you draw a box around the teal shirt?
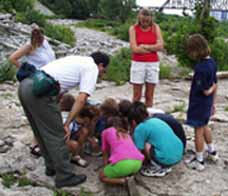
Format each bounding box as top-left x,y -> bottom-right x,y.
133,118 -> 183,165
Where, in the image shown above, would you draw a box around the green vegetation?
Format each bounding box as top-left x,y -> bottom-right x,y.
40,0 -> 136,22
44,24 -> 75,46
105,47 -> 131,85
170,102 -> 186,113
225,106 -> 228,112
0,0 -> 75,46
159,63 -> 172,79
0,61 -> 16,83
1,173 -> 17,188
79,187 -> 93,196
0,0 -> 34,13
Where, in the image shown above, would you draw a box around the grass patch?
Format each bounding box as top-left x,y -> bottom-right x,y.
80,187 -> 93,196
0,61 -> 16,83
1,173 -> 17,188
53,190 -> 73,196
44,24 -> 75,46
105,47 -> 131,85
1,173 -> 37,188
170,102 -> 186,113
225,106 -> 228,112
159,63 -> 172,79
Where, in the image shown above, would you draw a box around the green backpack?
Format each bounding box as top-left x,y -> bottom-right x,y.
32,71 -> 60,97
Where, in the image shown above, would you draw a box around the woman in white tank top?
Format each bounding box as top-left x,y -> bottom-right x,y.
9,24 -> 55,69
9,24 -> 56,156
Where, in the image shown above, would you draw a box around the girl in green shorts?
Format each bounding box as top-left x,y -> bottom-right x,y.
99,116 -> 144,184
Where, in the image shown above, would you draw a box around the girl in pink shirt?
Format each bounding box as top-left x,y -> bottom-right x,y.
99,116 -> 144,185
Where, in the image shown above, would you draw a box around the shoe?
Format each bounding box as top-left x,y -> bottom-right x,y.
71,156 -> 88,168
55,174 -> 87,188
162,167 -> 172,174
186,158 -> 205,171
140,166 -> 166,177
184,153 -> 196,164
30,144 -> 41,157
45,168 -> 56,177
206,151 -> 219,163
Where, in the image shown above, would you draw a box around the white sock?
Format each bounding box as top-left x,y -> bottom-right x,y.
196,152 -> 204,162
207,143 -> 215,153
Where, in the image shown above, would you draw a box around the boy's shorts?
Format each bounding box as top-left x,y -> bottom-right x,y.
130,61 -> 160,84
104,160 -> 142,178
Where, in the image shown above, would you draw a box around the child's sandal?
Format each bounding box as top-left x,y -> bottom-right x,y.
30,144 -> 41,157
71,156 -> 88,168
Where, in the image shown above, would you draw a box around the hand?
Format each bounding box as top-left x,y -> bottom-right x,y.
211,104 -> 216,115
64,124 -> 71,142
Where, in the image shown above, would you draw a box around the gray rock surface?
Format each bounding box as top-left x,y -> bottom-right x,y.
0,78 -> 228,195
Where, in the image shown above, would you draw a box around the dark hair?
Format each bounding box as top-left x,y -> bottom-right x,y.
79,105 -> 100,120
186,34 -> 211,60
59,94 -> 75,111
107,116 -> 129,139
100,98 -> 119,118
119,99 -> 132,117
90,51 -> 109,68
128,101 -> 149,124
31,28 -> 44,49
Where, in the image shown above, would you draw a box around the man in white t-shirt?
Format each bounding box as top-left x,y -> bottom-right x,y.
18,52 -> 109,188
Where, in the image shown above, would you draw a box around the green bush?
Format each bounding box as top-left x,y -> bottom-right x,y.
211,37 -> 228,70
44,24 -> 75,46
0,0 -> 34,13
159,63 -> 172,79
16,9 -> 46,27
106,47 -> 131,85
0,61 -> 16,83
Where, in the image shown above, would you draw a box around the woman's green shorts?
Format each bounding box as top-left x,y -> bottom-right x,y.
104,159 -> 142,178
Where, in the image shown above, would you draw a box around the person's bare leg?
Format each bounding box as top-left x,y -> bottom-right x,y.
195,127 -> 205,152
132,84 -> 143,102
203,126 -> 213,144
99,171 -> 126,185
145,83 -> 156,107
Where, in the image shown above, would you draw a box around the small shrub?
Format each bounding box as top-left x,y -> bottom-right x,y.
106,47 -> 131,85
224,106 -> 228,112
1,173 -> 17,188
0,61 -> 16,83
211,37 -> 228,70
171,102 -> 186,113
0,0 -> 34,13
44,24 -> 75,46
16,9 -> 46,27
159,63 -> 172,79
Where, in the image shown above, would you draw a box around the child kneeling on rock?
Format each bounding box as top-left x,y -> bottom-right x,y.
128,101 -> 184,177
60,94 -> 99,167
99,116 -> 144,185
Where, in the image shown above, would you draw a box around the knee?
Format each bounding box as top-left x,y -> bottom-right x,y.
99,171 -> 106,182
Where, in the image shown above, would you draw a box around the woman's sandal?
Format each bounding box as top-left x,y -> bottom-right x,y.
71,155 -> 88,168
30,144 -> 41,157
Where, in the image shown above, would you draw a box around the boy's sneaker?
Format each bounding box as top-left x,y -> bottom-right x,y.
162,167 -> 172,174
207,151 -> 219,163
140,166 -> 166,177
186,158 -> 205,171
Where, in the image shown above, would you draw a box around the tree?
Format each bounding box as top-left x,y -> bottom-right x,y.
194,0 -> 218,42
98,0 -> 136,22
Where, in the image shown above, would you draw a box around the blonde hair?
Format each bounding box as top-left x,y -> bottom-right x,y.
186,34 -> 211,60
137,8 -> 153,26
31,26 -> 44,50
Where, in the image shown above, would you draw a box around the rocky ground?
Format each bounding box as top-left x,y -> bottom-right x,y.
0,17 -> 228,196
